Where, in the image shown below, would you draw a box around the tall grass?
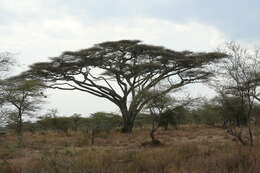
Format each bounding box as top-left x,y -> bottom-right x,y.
1,126 -> 260,173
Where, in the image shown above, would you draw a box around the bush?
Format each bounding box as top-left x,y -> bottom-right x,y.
189,103 -> 223,126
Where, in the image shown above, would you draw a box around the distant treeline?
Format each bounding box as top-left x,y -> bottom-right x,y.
5,100 -> 260,136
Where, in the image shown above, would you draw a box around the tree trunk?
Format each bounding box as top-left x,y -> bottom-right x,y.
91,129 -> 95,145
236,114 -> 240,127
248,125 -> 253,146
17,110 -> 23,146
120,106 -> 136,133
150,118 -> 161,145
121,119 -> 134,133
150,128 -> 156,142
164,123 -> 169,130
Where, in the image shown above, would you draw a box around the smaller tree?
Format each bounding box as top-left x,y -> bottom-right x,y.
143,88 -> 195,145
143,90 -> 172,145
0,79 -> 46,143
0,52 -> 15,125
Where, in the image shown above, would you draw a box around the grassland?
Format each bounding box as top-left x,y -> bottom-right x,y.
1,125 -> 260,173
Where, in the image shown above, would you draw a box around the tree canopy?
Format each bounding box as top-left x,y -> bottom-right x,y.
23,40 -> 227,132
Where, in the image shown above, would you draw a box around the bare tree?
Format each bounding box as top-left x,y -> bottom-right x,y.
213,42 -> 260,146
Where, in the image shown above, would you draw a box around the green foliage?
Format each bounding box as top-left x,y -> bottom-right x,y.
134,113 -> 153,128
35,112 -> 122,135
89,112 -> 122,132
189,103 -> 223,126
38,117 -> 72,135
0,79 -> 45,116
217,95 -> 248,126
159,106 -> 188,129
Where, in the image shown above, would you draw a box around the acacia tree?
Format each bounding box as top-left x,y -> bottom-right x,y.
0,78 -> 46,143
24,40 -> 226,133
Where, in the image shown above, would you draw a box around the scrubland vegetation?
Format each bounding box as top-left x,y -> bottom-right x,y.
1,106 -> 260,173
1,41 -> 260,172
2,124 -> 260,173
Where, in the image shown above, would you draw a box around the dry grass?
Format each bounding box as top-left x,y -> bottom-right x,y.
1,125 -> 260,173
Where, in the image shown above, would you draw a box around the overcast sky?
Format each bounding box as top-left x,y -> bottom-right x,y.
1,0 -> 260,116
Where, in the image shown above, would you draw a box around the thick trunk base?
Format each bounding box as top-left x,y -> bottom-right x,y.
121,120 -> 134,133
121,126 -> 133,133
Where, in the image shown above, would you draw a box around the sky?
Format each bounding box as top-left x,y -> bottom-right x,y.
1,0 -> 260,117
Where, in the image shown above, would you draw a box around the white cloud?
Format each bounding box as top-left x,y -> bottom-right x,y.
1,15 -> 226,60
0,11 -> 227,115
1,0 -> 42,13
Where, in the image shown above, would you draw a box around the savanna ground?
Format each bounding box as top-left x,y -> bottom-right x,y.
1,125 -> 260,173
